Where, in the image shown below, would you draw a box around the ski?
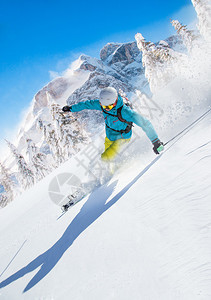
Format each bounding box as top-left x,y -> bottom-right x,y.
56,174 -> 113,220
62,193 -> 87,212
57,193 -> 87,219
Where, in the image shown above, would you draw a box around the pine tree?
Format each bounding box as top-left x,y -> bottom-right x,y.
0,194 -> 8,208
36,117 -> 44,131
43,123 -> 64,165
48,101 -> 90,161
58,112 -> 90,159
40,91 -> 91,164
135,33 -> 176,93
26,139 -> 51,181
50,102 -> 64,143
171,20 -> 199,52
135,33 -> 158,92
191,0 -> 211,42
0,161 -> 15,207
5,140 -> 35,190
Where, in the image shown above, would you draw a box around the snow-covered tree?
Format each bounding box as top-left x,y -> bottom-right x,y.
191,0 -> 211,42
36,91 -> 91,165
135,33 -> 177,93
135,33 -> 158,92
46,99 -> 90,161
36,117 -> 44,131
153,40 -> 175,61
26,138 -> 37,162
0,194 -> 8,208
57,112 -> 90,160
5,140 -> 35,190
0,161 -> 15,207
171,20 -> 199,52
50,102 -> 64,142
26,139 -> 51,180
50,102 -> 61,122
43,123 -> 63,165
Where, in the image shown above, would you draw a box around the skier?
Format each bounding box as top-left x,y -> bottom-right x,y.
62,87 -> 164,161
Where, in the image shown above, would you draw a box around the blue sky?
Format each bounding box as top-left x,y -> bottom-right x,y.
0,0 -> 196,157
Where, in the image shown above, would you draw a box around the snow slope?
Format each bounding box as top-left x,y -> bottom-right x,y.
0,110 -> 210,300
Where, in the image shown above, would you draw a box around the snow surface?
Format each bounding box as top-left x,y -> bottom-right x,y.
0,110 -> 210,299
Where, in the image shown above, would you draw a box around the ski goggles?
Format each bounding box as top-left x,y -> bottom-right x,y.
101,100 -> 117,111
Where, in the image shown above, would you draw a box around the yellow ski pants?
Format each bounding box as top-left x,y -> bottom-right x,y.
101,137 -> 130,161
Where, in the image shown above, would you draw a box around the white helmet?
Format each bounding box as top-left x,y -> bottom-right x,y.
99,87 -> 118,106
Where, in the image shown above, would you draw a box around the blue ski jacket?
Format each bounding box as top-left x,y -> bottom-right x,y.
70,95 -> 159,143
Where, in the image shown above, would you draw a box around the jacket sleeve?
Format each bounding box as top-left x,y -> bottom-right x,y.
121,106 -> 159,143
70,100 -> 102,112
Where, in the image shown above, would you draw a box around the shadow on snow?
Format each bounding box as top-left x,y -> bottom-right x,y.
0,155 -> 161,293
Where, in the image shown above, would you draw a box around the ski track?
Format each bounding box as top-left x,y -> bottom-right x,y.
0,117 -> 210,299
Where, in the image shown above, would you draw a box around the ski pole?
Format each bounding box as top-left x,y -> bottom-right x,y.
163,107 -> 211,146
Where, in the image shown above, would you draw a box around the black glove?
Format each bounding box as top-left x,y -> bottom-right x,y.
153,139 -> 164,154
62,105 -> 72,112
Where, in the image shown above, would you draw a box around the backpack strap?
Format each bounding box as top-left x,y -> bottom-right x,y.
117,107 -> 133,126
101,105 -> 133,134
105,123 -> 132,134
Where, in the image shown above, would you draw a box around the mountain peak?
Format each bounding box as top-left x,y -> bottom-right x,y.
79,54 -> 104,72
100,42 -> 141,66
100,43 -> 122,61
